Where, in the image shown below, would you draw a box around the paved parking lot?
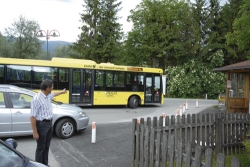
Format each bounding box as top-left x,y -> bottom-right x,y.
5,98 -> 219,167
51,122 -> 132,167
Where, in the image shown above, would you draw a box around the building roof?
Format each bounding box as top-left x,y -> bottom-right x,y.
213,60 -> 250,72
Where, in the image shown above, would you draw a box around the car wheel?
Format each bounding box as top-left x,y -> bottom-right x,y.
129,96 -> 138,109
55,118 -> 75,139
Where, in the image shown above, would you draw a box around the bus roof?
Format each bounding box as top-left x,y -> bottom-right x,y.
0,57 -> 163,73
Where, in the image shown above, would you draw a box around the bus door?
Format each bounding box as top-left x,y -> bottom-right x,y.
70,69 -> 93,105
145,74 -> 161,103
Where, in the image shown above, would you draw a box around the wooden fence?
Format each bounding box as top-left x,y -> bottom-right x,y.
132,112 -> 250,167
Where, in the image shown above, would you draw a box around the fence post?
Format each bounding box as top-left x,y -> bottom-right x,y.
231,157 -> 241,167
169,135 -> 175,167
215,117 -> 222,154
185,142 -> 192,167
143,126 -> 149,167
149,127 -> 155,167
205,148 -> 213,167
139,123 -> 144,167
194,145 -> 202,167
176,138 -> 183,167
216,153 -> 225,167
132,119 -> 137,166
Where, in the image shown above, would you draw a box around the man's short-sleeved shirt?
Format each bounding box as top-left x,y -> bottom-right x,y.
30,91 -> 54,121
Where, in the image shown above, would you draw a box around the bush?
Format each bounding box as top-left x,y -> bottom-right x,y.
166,59 -> 226,99
243,133 -> 250,160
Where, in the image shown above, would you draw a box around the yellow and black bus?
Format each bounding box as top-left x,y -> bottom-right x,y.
0,57 -> 164,108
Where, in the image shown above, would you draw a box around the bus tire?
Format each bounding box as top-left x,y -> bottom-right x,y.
55,118 -> 75,139
129,96 -> 138,109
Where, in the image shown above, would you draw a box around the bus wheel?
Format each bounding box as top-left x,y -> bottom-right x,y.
55,118 -> 75,139
129,96 -> 138,109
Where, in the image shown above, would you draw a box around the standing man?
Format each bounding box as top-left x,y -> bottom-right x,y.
30,79 -> 67,166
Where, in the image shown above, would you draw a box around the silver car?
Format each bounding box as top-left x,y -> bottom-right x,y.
1,138 -> 47,167
0,85 -> 89,139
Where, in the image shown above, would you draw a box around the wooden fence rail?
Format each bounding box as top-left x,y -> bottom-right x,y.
132,112 -> 250,167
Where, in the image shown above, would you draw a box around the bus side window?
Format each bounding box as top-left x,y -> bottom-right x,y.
7,72 -> 12,80
17,72 -> 23,80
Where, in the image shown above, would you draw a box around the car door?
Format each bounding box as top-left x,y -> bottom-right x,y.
0,91 -> 11,135
9,92 -> 33,133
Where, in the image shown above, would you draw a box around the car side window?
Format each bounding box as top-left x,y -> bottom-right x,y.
0,142 -> 23,167
9,92 -> 32,108
0,92 -> 6,108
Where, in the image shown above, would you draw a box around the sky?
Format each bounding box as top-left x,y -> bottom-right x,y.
0,0 -> 142,42
0,0 -> 228,43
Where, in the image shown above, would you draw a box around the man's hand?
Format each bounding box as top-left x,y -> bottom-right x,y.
30,116 -> 38,140
54,89 -> 67,96
62,88 -> 67,94
33,132 -> 39,140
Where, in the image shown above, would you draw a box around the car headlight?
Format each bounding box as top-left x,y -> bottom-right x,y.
78,110 -> 87,117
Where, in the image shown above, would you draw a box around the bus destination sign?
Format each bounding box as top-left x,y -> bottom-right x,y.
127,67 -> 143,71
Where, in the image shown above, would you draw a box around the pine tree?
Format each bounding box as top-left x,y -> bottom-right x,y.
223,0 -> 245,65
191,0 -> 210,62
70,0 -> 123,63
202,0 -> 224,66
70,0 -> 101,60
98,0 -> 123,63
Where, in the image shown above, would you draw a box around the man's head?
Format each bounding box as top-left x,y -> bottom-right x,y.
41,79 -> 54,95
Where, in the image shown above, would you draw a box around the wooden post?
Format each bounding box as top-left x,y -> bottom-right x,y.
139,124 -> 144,167
231,157 -> 241,167
215,117 -> 222,154
216,153 -> 225,167
205,148 -> 213,167
194,145 -> 202,167
132,119 -> 137,166
176,138 -> 183,167
169,135 -> 175,167
185,142 -> 192,167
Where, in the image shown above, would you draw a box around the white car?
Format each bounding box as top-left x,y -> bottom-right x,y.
0,84 -> 89,139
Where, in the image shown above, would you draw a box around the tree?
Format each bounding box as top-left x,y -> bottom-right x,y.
125,0 -> 195,69
0,33 -> 13,58
223,0 -> 246,64
226,0 -> 250,59
190,0 -> 210,62
98,0 -> 123,62
51,44 -> 72,58
71,0 -> 123,63
202,0 -> 224,65
4,15 -> 42,59
166,53 -> 225,99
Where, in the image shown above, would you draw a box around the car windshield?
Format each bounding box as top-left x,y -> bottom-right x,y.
0,142 -> 24,167
18,88 -> 64,105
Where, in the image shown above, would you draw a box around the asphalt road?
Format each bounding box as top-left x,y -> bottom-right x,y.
10,98 -> 219,167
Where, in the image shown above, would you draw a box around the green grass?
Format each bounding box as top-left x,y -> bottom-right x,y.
133,153 -> 250,167
232,154 -> 250,167
210,153 -> 250,167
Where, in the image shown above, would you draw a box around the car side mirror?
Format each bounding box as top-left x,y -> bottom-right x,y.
5,138 -> 18,149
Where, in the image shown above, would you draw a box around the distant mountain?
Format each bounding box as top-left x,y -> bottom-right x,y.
41,41 -> 72,53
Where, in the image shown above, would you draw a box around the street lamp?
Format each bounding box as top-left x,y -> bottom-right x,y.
36,30 -> 60,60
